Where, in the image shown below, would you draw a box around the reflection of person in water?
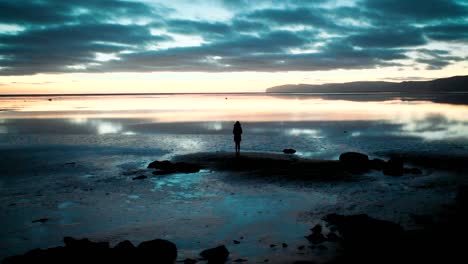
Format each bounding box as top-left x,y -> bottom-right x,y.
233,121 -> 243,154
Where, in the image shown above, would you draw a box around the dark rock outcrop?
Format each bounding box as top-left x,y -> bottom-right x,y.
369,158 -> 386,170
3,237 -> 177,264
200,245 -> 229,263
383,156 -> 404,176
148,160 -> 202,175
339,152 -> 369,172
305,224 -> 327,244
137,239 -> 177,263
132,175 -> 147,180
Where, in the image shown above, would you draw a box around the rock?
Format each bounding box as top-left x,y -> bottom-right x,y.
233,240 -> 240,244
148,160 -> 173,170
383,156 -> 404,176
283,148 -> 297,154
148,160 -> 201,175
269,244 -> 276,248
369,158 -> 386,170
234,258 -> 248,262
305,224 -> 327,244
297,245 -> 305,250
174,162 -> 202,173
114,240 -> 135,250
132,175 -> 147,180
282,243 -> 288,248
326,232 -> 340,242
305,232 -> 326,244
339,152 -> 369,172
183,258 -> 198,264
311,224 -> 322,233
32,218 -> 48,223
409,168 -> 422,175
323,213 -> 404,256
200,245 -> 229,263
317,245 -> 328,250
137,239 -> 177,263
64,237 -> 109,250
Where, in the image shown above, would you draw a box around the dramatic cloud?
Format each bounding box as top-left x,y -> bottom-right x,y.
0,0 -> 467,75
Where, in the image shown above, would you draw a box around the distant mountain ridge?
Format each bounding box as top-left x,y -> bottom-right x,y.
265,75 -> 468,93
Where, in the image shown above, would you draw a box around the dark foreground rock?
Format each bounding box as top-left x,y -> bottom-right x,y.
3,237 -> 177,264
319,186 -> 468,264
148,160 -> 202,175
339,152 -> 422,176
199,245 -> 229,263
339,152 -> 369,172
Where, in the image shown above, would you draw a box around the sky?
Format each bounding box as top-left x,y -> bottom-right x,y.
0,0 -> 467,94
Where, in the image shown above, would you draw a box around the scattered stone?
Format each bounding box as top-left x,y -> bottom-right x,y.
297,245 -> 305,250
199,245 -> 229,263
137,239 -> 177,263
282,243 -> 288,248
339,152 -> 369,172
233,240 -> 240,244
305,224 -> 327,244
270,244 -> 276,248
234,258 -> 248,262
383,156 -> 404,176
132,175 -> 147,180
369,158 -> 386,170
317,245 -> 328,250
183,258 -> 198,264
326,232 -> 340,242
409,168 -> 422,175
311,224 -> 322,234
114,240 -> 135,252
32,218 -> 48,223
283,148 -> 297,154
148,160 -> 202,175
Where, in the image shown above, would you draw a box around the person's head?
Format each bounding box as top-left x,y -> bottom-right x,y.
235,121 -> 241,126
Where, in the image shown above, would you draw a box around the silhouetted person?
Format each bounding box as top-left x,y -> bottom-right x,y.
233,121 -> 242,155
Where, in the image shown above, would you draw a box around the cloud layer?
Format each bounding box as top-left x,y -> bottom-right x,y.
0,0 -> 467,75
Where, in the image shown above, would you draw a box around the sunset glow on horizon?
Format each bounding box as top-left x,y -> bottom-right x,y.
1,0 -> 467,94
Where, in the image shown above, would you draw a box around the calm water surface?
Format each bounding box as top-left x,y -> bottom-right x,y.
1,94 -> 468,262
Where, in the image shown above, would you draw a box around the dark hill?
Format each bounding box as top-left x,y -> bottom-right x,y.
266,75 -> 468,93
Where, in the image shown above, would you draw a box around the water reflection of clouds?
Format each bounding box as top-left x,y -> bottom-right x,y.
398,113 -> 468,140
69,118 -> 125,134
286,128 -> 322,138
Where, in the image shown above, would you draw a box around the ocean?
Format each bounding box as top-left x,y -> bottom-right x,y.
1,93 -> 468,262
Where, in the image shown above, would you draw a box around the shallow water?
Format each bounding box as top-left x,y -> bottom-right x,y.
1,93 -> 468,262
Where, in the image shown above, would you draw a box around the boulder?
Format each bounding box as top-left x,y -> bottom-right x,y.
132,175 -> 147,180
305,224 -> 327,244
148,160 -> 173,170
383,156 -> 404,176
137,239 -> 177,263
114,240 -> 135,250
200,245 -> 229,263
283,148 -> 297,154
323,213 -> 404,250
148,160 -> 201,175
339,152 -> 369,172
369,158 -> 386,170
63,237 -> 109,250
